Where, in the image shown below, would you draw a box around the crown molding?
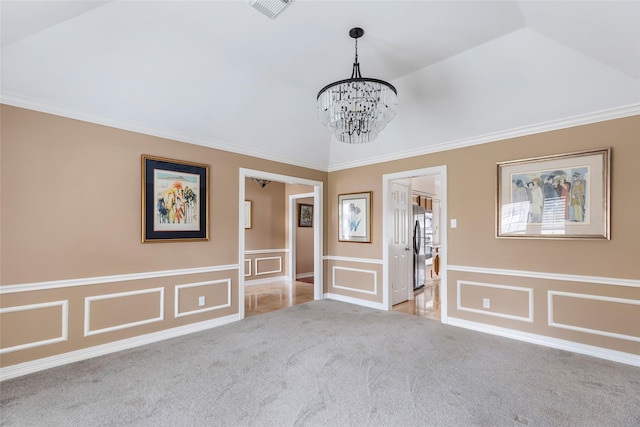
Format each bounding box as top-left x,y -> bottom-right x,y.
3,92 -> 636,174
0,93 -> 328,172
328,103 -> 640,172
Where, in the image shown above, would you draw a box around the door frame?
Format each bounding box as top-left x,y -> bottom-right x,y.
239,169 -> 323,320
382,165 -> 448,323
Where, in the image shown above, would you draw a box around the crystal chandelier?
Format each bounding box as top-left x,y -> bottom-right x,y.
317,27 -> 398,144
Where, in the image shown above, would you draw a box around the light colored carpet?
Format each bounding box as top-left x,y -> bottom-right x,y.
1,300 -> 638,426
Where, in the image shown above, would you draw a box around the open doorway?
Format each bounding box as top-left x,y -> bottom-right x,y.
382,166 -> 448,323
239,169 -> 323,320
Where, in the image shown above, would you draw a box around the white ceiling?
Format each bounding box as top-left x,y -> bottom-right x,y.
2,1 -> 639,171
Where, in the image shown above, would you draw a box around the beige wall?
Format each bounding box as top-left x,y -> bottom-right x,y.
244,179 -> 286,282
326,115 -> 640,355
0,105 -> 327,368
1,104 -> 638,371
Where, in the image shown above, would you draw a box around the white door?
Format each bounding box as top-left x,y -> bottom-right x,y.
390,180 -> 411,305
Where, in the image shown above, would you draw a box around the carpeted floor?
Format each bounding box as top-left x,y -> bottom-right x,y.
1,300 -> 638,426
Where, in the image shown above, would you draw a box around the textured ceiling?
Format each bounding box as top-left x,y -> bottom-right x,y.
2,1 -> 639,171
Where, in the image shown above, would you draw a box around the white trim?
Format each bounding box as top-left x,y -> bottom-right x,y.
296,272 -> 314,279
0,265 -> 240,294
244,275 -> 289,287
448,265 -> 640,288
0,93 -> 328,172
332,266 -> 377,295
5,94 -> 637,173
328,104 -> 640,171
239,168 -> 324,319
254,256 -> 283,276
244,249 -> 288,255
174,279 -> 232,318
382,165 -> 448,320
457,280 -> 534,323
447,317 -> 640,368
244,259 -> 252,277
324,293 -> 385,311
0,313 -> 241,382
548,291 -> 640,343
323,255 -> 384,265
84,288 -> 165,337
0,301 -> 69,354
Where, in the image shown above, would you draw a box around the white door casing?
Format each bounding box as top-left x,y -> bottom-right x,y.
390,180 -> 411,306
383,165 -> 447,321
239,169 -> 323,320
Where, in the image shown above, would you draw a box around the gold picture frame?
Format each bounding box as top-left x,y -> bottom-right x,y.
497,148 -> 610,239
338,191 -> 372,243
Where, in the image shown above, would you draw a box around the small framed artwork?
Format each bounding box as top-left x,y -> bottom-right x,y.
298,203 -> 313,227
244,200 -> 252,229
142,155 -> 209,242
497,148 -> 610,239
338,191 -> 372,243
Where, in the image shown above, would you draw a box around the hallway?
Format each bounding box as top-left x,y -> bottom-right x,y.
244,280 -> 314,318
245,278 -> 441,321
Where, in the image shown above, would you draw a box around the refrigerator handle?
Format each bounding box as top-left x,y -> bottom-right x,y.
413,221 -> 421,254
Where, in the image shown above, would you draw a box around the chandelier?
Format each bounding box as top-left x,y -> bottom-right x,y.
317,27 -> 398,144
251,178 -> 271,188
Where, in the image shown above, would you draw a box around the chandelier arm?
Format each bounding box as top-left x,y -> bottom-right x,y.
316,78 -> 397,100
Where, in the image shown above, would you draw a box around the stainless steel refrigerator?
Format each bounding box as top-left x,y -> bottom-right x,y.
412,203 -> 426,290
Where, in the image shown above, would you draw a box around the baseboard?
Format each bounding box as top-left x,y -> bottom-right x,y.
324,293 -> 386,311
296,272 -> 314,279
0,313 -> 241,381
244,276 -> 289,287
446,317 -> 640,367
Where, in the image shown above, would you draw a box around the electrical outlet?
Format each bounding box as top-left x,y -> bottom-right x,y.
198,296 -> 205,307
483,298 -> 490,309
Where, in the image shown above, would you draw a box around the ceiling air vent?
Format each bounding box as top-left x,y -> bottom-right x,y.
249,0 -> 294,19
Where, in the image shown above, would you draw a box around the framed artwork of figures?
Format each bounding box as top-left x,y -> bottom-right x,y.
497,148 -> 610,239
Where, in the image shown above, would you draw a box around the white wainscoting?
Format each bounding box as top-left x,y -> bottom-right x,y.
255,256 -> 283,276
446,265 -> 640,367
84,288 -> 165,337
0,265 -> 241,380
447,317 -> 640,367
332,266 -> 377,295
0,301 -> 69,354
548,291 -> 640,343
457,280 -> 534,323
175,279 -> 232,318
0,313 -> 240,382
0,264 -> 241,294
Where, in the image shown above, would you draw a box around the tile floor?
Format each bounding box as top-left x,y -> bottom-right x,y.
244,279 -> 440,321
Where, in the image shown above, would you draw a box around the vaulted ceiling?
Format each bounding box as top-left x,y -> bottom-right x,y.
2,1 -> 639,171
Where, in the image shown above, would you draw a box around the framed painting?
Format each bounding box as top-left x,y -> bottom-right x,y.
497,148 -> 610,239
142,155 -> 209,242
338,191 -> 372,243
244,200 -> 252,229
298,203 -> 313,227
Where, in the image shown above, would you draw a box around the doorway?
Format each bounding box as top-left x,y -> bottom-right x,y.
382,166 -> 448,323
239,169 -> 323,320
